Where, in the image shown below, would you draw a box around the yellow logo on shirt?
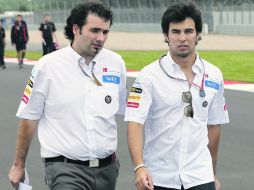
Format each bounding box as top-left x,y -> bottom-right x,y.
24,87 -> 32,96
128,95 -> 141,101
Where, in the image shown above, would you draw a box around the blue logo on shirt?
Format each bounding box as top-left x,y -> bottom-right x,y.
205,80 -> 219,90
103,75 -> 120,84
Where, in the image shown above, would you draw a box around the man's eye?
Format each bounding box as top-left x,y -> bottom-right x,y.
91,28 -> 100,33
172,30 -> 180,34
186,30 -> 194,33
103,30 -> 109,35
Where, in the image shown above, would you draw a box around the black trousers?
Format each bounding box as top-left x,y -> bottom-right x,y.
154,182 -> 215,190
0,44 -> 4,66
42,42 -> 55,55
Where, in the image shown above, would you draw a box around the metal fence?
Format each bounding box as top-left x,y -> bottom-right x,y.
1,0 -> 254,35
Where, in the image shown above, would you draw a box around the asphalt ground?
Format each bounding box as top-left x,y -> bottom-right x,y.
1,62 -> 254,190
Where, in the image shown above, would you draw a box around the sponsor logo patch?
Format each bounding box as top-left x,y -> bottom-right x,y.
128,95 -> 141,101
205,80 -> 219,90
102,75 -> 120,84
24,87 -> 32,96
127,102 -> 139,108
202,101 -> 208,107
224,104 -> 228,111
131,87 -> 142,94
22,95 -> 29,104
105,95 -> 112,104
27,79 -> 33,88
103,68 -> 107,72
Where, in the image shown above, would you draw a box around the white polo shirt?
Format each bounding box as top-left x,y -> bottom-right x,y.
17,45 -> 126,160
125,53 -> 229,189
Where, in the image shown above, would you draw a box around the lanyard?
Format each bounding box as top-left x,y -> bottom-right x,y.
79,61 -> 102,86
158,55 -> 206,97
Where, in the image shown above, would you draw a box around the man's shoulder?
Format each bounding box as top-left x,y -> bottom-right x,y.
141,60 -> 159,73
202,58 -> 223,78
99,48 -> 123,61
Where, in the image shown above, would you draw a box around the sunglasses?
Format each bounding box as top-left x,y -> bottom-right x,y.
182,91 -> 194,118
159,55 -> 206,98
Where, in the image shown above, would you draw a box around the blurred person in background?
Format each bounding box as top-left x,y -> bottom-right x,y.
125,1 -> 229,190
11,14 -> 29,69
0,19 -> 6,69
9,2 -> 126,190
39,14 -> 58,55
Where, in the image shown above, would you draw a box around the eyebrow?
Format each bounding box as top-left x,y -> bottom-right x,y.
170,28 -> 194,32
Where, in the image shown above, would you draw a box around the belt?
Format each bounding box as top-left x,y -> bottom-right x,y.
43,153 -> 116,168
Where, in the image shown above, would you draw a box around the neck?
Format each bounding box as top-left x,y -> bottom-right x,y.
71,43 -> 94,65
171,53 -> 196,72
171,53 -> 197,84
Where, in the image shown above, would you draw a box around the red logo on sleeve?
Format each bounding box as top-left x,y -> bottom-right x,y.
224,104 -> 228,111
103,68 -> 107,72
22,95 -> 29,104
127,102 -> 139,108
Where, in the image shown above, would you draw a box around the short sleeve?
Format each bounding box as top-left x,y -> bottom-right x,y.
52,23 -> 56,32
117,58 -> 127,115
39,23 -> 43,31
16,63 -> 49,120
124,69 -> 152,124
207,75 -> 229,125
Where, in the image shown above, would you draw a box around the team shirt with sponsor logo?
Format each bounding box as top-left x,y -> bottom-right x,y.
125,52 -> 229,189
17,45 -> 127,160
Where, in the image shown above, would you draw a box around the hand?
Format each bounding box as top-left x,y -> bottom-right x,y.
135,167 -> 154,190
42,39 -> 46,45
214,176 -> 221,190
9,164 -> 25,190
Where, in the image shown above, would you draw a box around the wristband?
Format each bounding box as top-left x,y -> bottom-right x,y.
134,163 -> 145,172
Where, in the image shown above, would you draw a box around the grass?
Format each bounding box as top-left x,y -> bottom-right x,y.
5,50 -> 254,83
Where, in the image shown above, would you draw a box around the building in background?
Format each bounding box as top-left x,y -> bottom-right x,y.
0,0 -> 254,35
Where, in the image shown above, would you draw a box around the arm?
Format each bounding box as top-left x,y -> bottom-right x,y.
208,124 -> 221,190
9,119 -> 38,190
52,31 -> 58,43
24,22 -> 29,41
3,29 -> 6,46
41,31 -> 45,45
39,23 -> 45,45
128,121 -> 153,190
52,23 -> 58,42
11,26 -> 15,45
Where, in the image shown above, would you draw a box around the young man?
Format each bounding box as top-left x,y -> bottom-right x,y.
0,19 -> 6,69
9,2 -> 126,190
125,2 -> 229,190
39,15 -> 58,55
11,15 -> 29,68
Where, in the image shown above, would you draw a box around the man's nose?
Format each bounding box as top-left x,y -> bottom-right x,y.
179,32 -> 187,41
96,32 -> 105,42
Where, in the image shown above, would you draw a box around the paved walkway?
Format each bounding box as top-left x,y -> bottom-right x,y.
4,57 -> 254,93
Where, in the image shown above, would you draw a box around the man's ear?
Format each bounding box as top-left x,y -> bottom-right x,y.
197,35 -> 202,41
164,33 -> 169,43
72,24 -> 79,35
195,34 -> 202,45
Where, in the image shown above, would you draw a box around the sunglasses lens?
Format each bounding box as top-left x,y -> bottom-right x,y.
182,91 -> 192,103
184,105 -> 194,118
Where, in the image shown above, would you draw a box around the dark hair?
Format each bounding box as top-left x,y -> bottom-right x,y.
161,1 -> 202,35
64,2 -> 113,41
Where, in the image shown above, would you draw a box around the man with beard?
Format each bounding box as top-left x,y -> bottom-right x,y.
9,2 -> 126,190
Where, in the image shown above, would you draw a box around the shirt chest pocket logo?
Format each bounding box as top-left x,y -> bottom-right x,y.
193,90 -> 216,119
86,87 -> 119,117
